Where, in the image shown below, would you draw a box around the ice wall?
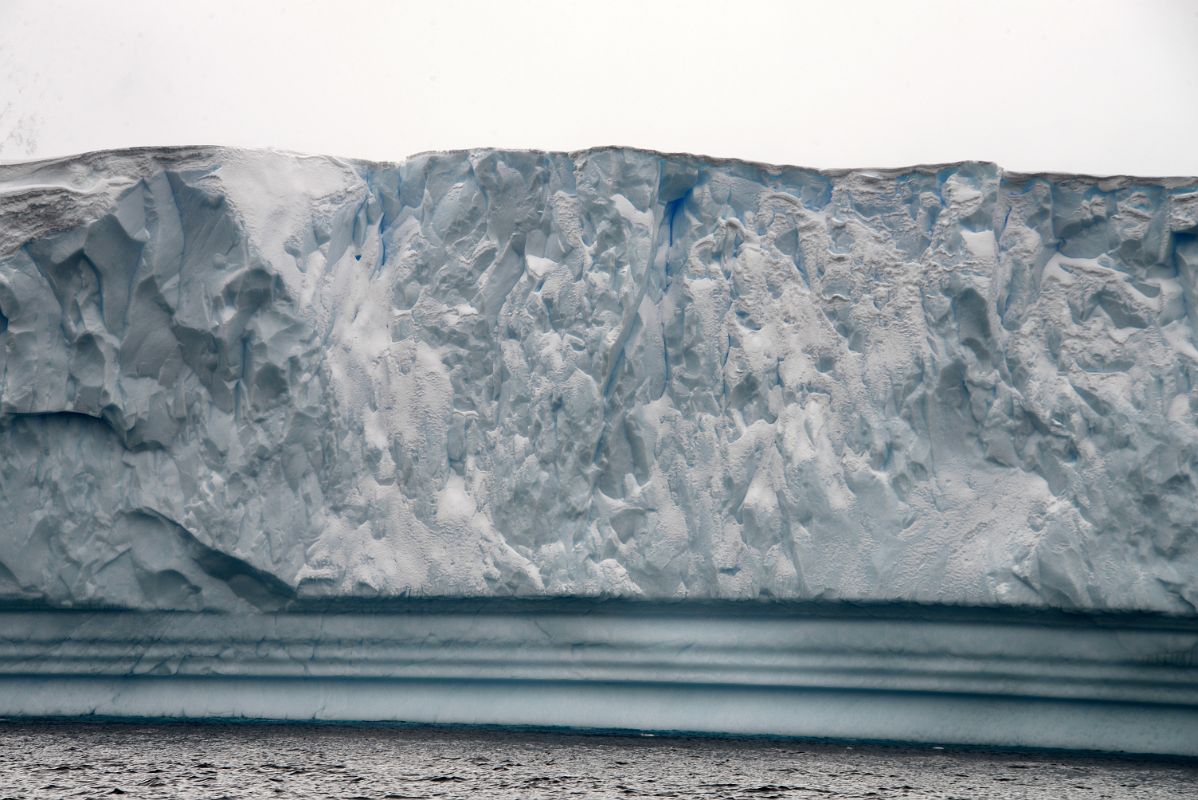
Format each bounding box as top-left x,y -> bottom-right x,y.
1,147 -> 1196,613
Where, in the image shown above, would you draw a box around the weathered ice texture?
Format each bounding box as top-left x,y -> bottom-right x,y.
1,147 -> 1196,613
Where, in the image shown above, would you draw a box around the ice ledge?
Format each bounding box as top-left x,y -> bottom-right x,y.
2,602 -> 1196,756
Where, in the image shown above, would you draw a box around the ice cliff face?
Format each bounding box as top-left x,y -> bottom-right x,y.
1,147 -> 1196,613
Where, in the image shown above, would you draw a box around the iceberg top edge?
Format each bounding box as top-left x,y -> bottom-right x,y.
2,144 -> 1196,186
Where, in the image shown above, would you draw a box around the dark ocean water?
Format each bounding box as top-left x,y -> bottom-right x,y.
0,721 -> 1195,799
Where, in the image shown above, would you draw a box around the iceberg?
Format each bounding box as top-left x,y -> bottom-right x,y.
0,147 -> 1195,754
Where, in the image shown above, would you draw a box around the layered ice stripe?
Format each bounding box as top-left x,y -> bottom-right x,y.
1,603 -> 1196,755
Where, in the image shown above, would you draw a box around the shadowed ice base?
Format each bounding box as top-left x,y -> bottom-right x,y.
1,600 -> 1196,756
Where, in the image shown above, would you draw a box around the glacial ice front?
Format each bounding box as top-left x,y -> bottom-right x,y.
3,147 -> 1198,753
1,147 -> 1197,614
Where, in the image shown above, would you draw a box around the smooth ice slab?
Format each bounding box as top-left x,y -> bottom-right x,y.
1,602 -> 1196,756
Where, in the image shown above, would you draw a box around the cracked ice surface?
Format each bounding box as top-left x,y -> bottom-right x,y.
0,147 -> 1196,613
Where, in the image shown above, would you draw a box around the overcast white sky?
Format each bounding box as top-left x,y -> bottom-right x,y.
1,0 -> 1196,175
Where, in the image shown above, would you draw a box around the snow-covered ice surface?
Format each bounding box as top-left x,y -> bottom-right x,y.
1,146 -> 1197,753
1,146 -> 1196,612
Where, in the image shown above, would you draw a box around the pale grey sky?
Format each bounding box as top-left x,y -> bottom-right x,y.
2,0 -> 1196,175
